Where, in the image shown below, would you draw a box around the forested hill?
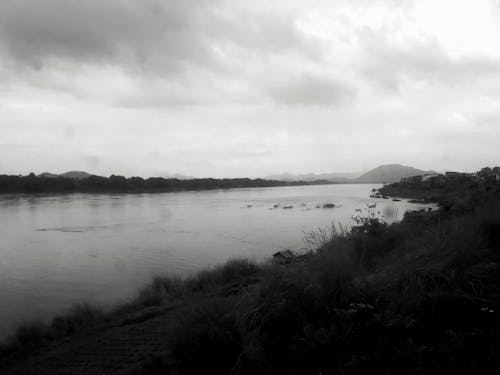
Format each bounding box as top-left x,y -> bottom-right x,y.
0,173 -> 335,194
378,166 -> 500,208
354,164 -> 431,183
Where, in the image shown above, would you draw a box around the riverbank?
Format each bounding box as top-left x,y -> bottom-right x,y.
1,170 -> 499,374
0,174 -> 337,194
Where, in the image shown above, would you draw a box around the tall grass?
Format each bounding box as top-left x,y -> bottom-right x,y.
188,258 -> 261,292
145,199 -> 500,374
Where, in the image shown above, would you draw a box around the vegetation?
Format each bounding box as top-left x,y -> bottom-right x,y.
0,173 -> 334,194
1,168 -> 499,374
355,163 -> 430,183
0,303 -> 105,358
379,167 -> 500,208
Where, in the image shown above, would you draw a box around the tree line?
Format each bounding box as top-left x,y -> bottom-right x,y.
0,173 -> 334,194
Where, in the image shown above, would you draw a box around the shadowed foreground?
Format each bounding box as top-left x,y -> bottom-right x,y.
1,170 -> 499,374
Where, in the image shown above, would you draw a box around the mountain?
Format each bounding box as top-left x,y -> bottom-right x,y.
264,172 -> 362,182
263,165 -> 431,183
37,171 -> 94,179
354,164 -> 432,183
59,171 -> 93,180
38,172 -> 60,178
159,173 -> 196,180
35,165 -> 429,184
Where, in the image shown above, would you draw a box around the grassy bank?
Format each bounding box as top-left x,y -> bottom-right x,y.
1,170 -> 499,374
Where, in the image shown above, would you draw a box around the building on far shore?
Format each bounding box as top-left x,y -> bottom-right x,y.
401,173 -> 440,184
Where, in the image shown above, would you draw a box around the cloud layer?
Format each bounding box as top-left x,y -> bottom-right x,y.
0,0 -> 499,177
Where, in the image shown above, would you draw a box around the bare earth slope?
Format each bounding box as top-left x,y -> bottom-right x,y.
1,303 -> 185,374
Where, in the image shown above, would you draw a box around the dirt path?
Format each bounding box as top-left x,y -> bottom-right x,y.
1,303 -> 185,375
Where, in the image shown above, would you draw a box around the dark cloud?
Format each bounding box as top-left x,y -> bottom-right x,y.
0,0 -> 330,107
0,0 -> 317,74
0,0 -> 217,72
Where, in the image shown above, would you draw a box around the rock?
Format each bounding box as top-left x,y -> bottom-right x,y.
272,249 -> 312,264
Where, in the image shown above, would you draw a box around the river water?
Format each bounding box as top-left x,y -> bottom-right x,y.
0,184 -> 432,338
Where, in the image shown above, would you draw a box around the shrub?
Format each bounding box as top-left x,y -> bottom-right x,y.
51,303 -> 105,336
188,258 -> 261,292
133,276 -> 185,308
166,297 -> 243,375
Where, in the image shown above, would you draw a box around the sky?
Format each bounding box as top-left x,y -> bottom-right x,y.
0,0 -> 499,178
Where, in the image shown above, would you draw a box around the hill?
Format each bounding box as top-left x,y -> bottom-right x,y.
59,171 -> 93,180
264,165 -> 431,184
37,171 -> 94,179
159,173 -> 196,180
38,172 -> 59,178
264,172 -> 361,182
354,164 -> 431,183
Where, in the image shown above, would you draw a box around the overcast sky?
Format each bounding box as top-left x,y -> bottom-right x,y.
0,0 -> 499,178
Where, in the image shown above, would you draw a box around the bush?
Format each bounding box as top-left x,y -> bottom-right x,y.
51,303 -> 105,336
165,297 -> 243,375
188,258 -> 261,292
132,276 -> 186,308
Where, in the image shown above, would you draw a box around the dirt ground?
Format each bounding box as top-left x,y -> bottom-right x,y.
0,303 -> 186,375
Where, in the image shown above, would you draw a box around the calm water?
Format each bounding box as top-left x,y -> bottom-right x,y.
0,184 -> 432,338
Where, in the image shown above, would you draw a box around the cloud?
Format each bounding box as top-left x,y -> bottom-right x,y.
0,0 -> 499,176
0,0 -> 317,74
0,0 -> 328,108
356,31 -> 500,91
266,74 -> 355,106
0,0 -> 219,72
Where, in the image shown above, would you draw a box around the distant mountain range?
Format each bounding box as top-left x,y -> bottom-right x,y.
159,173 -> 196,180
264,172 -> 362,182
38,171 -> 94,180
355,164 -> 434,183
37,164 -> 433,184
265,164 -> 433,184
38,171 -> 195,180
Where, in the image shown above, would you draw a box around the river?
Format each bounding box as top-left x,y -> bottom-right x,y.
0,184 -> 433,338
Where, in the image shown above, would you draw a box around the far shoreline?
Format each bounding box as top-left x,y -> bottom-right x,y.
0,177 -> 384,196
